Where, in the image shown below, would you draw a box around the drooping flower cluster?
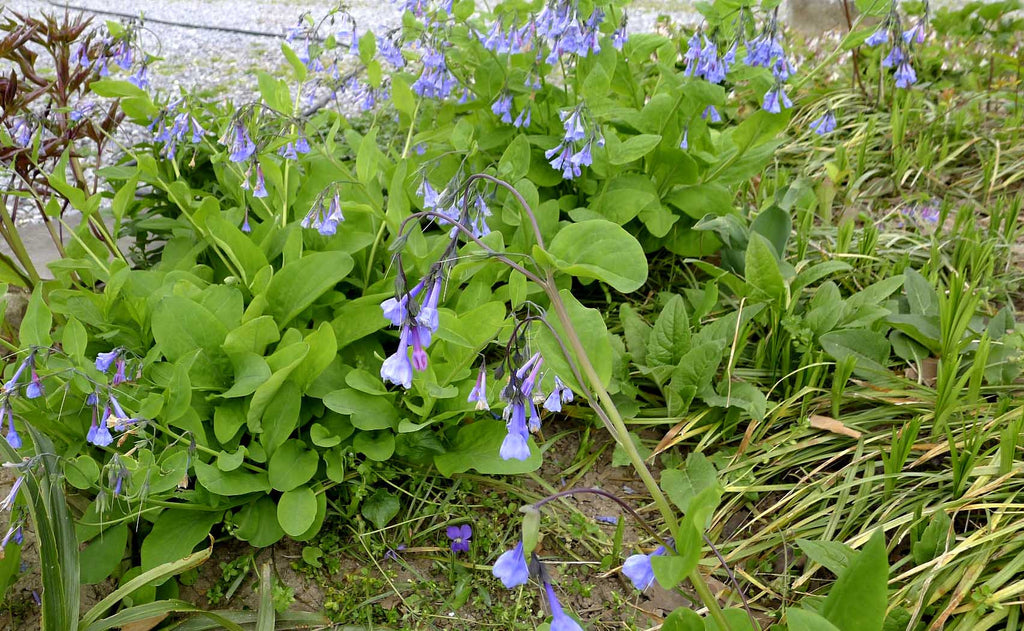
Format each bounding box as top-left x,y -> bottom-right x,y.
71,20 -> 151,89
499,351 -> 544,461
809,110 -> 838,135
534,1 -> 605,62
866,1 -> 928,89
380,271 -> 446,389
416,172 -> 494,238
744,9 -> 796,113
148,99 -> 209,161
684,33 -> 736,85
411,39 -> 460,100
301,186 -> 345,236
546,104 -> 603,180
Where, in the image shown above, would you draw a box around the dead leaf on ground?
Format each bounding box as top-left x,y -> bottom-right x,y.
809,415 -> 863,439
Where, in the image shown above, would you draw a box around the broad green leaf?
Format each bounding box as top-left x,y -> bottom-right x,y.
268,439 -> 319,491
353,430 -> 396,461
323,388 -> 398,431
661,453 -> 720,516
548,220 -> 648,293
259,381 -> 302,456
912,510 -> 951,565
222,352 -> 271,398
80,524 -> 127,585
650,519 -> 701,590
797,538 -> 856,576
498,134 -> 531,182
61,316 -> 86,360
205,214 -> 269,287
788,609 -> 841,631
662,608 -> 703,631
264,251 -> 354,326
822,530 -> 889,631
904,269 -> 939,316
277,486 -> 318,537
536,289 -> 613,391
235,497 -> 285,548
193,460 -> 270,496
620,303 -> 652,365
820,330 -> 891,376
65,454 -> 100,490
152,296 -> 228,362
361,489 -> 400,530
434,420 -> 542,476
608,134 -> 662,165
140,509 -> 220,577
745,233 -> 786,304
20,287 -> 52,347
647,295 -> 691,368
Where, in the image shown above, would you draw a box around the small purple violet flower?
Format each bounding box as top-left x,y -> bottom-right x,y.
468,362 -> 489,410
545,581 -> 583,631
0,477 -> 22,512
622,545 -> 669,591
810,111 -> 838,135
447,524 -> 472,553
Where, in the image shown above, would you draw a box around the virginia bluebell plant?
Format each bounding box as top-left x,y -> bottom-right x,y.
865,0 -> 930,89
546,104 -> 603,181
302,186 -> 346,236
149,98 -> 209,161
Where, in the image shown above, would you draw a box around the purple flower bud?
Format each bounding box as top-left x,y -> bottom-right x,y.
253,166 -> 268,198
810,111 -> 838,135
0,477 -> 23,511
545,582 -> 583,631
865,28 -> 889,47
468,362 -> 489,410
25,370 -> 44,399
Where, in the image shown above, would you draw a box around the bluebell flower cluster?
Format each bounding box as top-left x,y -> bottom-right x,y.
9,117 -> 33,148
499,352 -> 544,461
149,99 -> 209,160
866,1 -> 928,89
380,272 -> 445,389
744,10 -> 795,112
684,34 -> 736,85
535,1 -> 604,62
810,110 -> 838,135
301,189 -> 345,236
546,105 -> 603,180
412,40 -> 459,100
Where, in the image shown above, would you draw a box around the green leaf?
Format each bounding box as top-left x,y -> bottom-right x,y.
361,489 -> 400,530
434,420 -> 542,476
140,510 -> 220,577
88,79 -> 147,98
745,233 -> 786,304
797,538 -> 856,576
280,42 -> 308,82
257,380 -> 302,456
277,486 -> 318,537
650,519 -> 701,590
165,356 -> 194,422
265,251 -> 354,326
81,543 -> 215,627
152,296 -> 228,362
608,134 -> 662,165
912,510 -> 951,565
661,453 -> 720,515
222,352 -> 271,398
822,530 -> 889,631
904,269 -> 939,316
498,134 -> 531,182
234,497 -> 285,548
647,295 -> 691,368
820,330 -> 891,376
268,439 -> 319,492
322,388 -> 398,430
353,430 -> 396,461
548,220 -> 648,293
205,214 -> 269,287
662,607 -> 704,631
61,316 -> 87,360
194,460 -> 270,496
80,524 -> 127,585
65,454 -> 100,490
788,609 -> 841,631
536,289 -> 613,391
20,287 -> 52,347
